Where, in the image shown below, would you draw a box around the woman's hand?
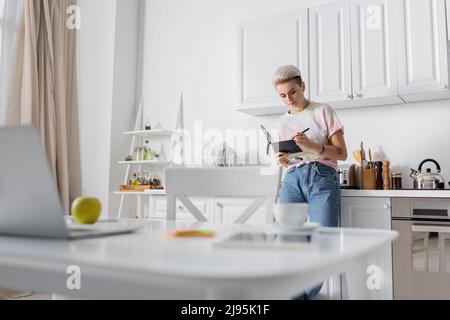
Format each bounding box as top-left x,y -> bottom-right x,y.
275,152 -> 290,168
292,132 -> 316,151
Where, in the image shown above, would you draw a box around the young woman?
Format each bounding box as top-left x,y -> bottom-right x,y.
273,65 -> 348,299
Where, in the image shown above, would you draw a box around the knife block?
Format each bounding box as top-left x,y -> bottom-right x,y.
361,167 -> 376,190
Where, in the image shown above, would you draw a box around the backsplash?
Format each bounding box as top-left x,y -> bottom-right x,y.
335,100 -> 450,189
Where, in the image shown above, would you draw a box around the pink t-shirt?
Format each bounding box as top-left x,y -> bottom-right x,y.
276,102 -> 344,170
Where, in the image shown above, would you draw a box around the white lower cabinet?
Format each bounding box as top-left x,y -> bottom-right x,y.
214,198 -> 268,225
341,197 -> 393,300
149,196 -> 268,224
150,195 -> 212,221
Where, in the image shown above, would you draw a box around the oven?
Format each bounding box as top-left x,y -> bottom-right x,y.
392,198 -> 450,299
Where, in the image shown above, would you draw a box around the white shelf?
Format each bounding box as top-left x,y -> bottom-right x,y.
114,190 -> 166,195
114,191 -> 148,195
144,189 -> 166,195
118,160 -> 171,165
123,129 -> 173,136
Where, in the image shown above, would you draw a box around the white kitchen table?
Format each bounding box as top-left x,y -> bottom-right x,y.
0,219 -> 397,300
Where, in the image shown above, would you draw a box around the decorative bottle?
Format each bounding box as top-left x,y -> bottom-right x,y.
159,146 -> 166,162
143,140 -> 152,161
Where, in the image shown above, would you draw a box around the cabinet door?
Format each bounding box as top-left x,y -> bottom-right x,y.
396,0 -> 449,97
151,195 -> 211,221
237,10 -> 309,116
350,0 -> 399,101
309,1 -> 353,103
214,198 -> 267,225
341,197 -> 392,300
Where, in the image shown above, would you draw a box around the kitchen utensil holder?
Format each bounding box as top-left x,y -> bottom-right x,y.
361,167 -> 376,190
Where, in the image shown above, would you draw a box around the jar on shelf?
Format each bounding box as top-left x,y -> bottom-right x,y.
141,172 -> 151,185
143,140 -> 152,161
131,173 -> 140,185
135,147 -> 144,161
149,173 -> 162,188
158,146 -> 166,162
144,119 -> 152,131
391,172 -> 403,190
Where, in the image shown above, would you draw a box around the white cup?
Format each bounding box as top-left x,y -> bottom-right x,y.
273,203 -> 309,227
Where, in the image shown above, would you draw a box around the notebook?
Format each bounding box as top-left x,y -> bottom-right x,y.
260,125 -> 303,154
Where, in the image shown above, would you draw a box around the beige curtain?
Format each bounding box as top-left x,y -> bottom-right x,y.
6,0 -> 78,213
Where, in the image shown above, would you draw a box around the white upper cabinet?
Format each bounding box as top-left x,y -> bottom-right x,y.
237,0 -> 450,116
309,0 -> 401,108
350,0 -> 402,104
237,10 -> 309,116
395,0 -> 450,102
309,1 -> 353,103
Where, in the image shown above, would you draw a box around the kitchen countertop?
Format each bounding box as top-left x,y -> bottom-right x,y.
341,189 -> 450,198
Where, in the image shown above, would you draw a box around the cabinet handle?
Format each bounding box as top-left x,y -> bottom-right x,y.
382,204 -> 390,210
344,93 -> 353,99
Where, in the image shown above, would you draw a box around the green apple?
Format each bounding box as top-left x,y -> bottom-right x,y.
71,197 -> 102,224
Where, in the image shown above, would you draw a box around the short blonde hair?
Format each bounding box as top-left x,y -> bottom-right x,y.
272,65 -> 303,86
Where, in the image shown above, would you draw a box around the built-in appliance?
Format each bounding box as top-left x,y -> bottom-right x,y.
392,198 -> 450,299
337,164 -> 357,189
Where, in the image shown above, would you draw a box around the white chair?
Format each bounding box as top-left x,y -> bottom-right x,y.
164,167 -> 281,223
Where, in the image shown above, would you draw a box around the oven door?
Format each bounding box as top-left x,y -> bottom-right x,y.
392,219 -> 450,299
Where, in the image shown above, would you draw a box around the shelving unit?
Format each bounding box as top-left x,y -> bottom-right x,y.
116,100 -> 173,218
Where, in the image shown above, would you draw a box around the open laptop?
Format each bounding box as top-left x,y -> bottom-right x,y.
0,126 -> 141,239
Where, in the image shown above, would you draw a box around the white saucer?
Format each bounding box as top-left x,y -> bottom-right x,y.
273,222 -> 320,232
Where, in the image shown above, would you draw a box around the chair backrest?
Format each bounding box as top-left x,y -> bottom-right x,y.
164,167 -> 280,223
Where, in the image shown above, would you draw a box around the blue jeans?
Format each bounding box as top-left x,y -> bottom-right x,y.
279,162 -> 341,300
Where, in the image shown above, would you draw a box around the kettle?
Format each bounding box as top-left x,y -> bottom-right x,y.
410,159 -> 445,189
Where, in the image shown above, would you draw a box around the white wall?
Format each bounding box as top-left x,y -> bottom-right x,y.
77,0 -> 142,218
143,0 -> 450,188
108,0 -> 143,218
77,0 -> 117,217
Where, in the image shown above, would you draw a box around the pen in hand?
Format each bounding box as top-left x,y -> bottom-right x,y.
301,128 -> 310,134
292,128 -> 310,140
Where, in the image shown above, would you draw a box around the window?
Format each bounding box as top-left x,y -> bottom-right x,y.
0,0 -> 4,18
0,0 -> 23,59
0,0 -> 5,51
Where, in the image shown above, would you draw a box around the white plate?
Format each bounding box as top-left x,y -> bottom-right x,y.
272,222 -> 320,232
